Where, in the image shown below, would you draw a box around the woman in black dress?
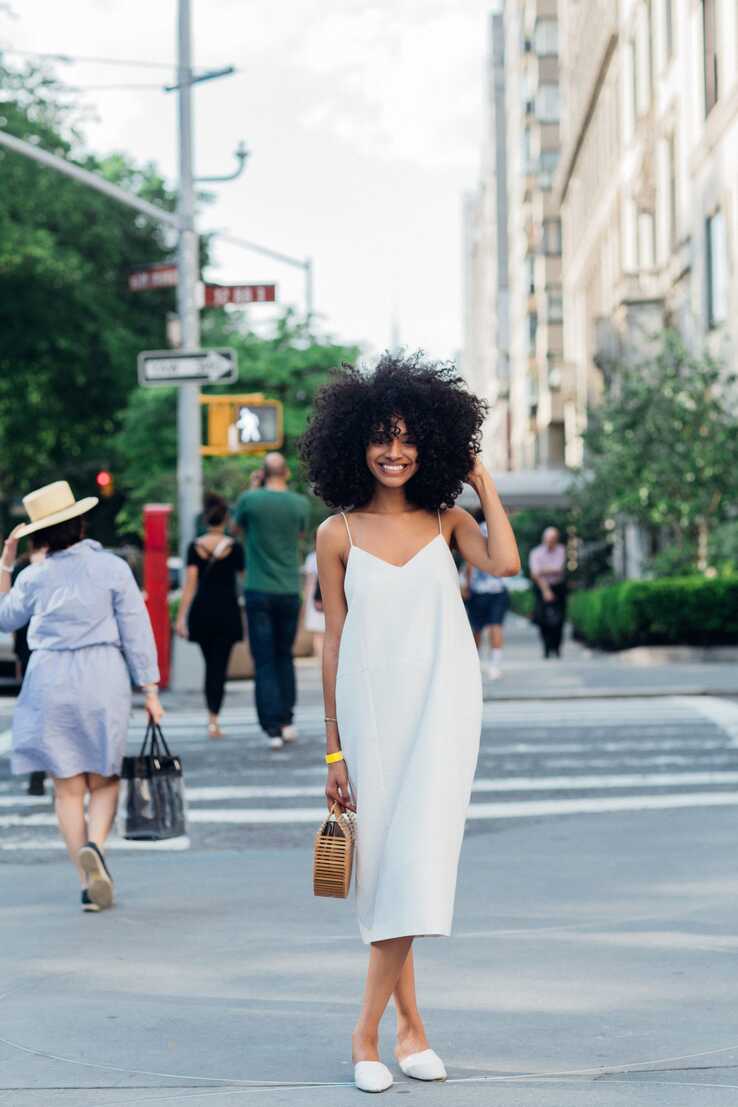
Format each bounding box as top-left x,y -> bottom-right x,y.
176,494 -> 244,738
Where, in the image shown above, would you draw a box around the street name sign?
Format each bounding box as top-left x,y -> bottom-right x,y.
204,283 -> 276,307
138,348 -> 238,387
129,264 -> 178,292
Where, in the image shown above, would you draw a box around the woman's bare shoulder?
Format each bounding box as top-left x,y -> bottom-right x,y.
316,513 -> 349,551
442,504 -> 474,529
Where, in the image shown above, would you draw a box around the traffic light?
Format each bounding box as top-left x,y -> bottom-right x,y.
96,470 -> 115,498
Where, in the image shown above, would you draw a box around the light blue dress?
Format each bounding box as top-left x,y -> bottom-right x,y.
0,540 -> 159,778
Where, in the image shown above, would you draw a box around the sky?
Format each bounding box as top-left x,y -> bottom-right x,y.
0,0 -> 497,359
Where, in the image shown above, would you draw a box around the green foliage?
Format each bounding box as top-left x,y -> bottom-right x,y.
508,589 -> 534,618
708,520 -> 738,576
0,60 -> 179,506
569,576 -> 738,649
574,331 -> 738,572
115,312 -> 359,538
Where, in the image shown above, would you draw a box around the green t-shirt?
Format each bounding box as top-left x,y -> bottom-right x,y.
233,488 -> 309,594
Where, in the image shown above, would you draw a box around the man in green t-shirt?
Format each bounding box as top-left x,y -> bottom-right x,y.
233,453 -> 309,750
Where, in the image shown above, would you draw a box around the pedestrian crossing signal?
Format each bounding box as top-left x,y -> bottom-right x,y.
200,394 -> 284,456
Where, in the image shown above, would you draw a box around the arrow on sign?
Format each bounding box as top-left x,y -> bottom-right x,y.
138,348 -> 238,387
200,350 -> 235,381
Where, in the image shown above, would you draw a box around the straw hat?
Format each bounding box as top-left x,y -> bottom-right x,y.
14,481 -> 99,539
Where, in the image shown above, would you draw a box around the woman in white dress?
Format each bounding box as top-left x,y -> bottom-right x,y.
300,354 -> 520,1092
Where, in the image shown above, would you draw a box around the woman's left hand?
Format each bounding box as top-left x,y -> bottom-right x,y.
145,691 -> 165,724
466,456 -> 492,494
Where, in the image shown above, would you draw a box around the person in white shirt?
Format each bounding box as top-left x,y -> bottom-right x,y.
302,549 -> 325,660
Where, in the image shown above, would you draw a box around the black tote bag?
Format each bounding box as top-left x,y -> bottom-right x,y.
120,719 -> 187,841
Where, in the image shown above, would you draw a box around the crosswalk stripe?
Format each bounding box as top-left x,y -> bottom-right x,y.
4,770 -> 738,810
0,836 -> 191,851
3,789 -> 738,830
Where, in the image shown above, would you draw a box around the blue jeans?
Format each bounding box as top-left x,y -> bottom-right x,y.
245,591 -> 301,737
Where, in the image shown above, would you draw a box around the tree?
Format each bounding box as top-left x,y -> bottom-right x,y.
115,311 -> 359,539
576,331 -> 738,574
0,61 -> 179,512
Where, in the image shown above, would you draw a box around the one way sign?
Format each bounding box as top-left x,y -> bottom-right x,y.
138,348 -> 238,387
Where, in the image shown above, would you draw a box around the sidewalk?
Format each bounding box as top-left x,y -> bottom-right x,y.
481,615 -> 738,700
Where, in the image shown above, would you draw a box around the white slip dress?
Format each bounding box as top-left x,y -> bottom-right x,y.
335,510 -> 482,944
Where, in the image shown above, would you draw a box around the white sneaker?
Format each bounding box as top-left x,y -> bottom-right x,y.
268,736 -> 284,750
485,664 -> 502,680
281,723 -> 298,742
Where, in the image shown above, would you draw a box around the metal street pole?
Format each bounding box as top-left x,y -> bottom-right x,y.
176,0 -> 203,558
215,231 -> 314,322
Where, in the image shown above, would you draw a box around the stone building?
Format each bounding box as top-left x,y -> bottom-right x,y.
557,0 -> 738,467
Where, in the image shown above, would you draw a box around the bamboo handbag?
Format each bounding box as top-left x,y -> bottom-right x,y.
313,803 -> 357,898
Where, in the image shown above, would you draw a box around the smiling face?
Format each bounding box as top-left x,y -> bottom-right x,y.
365,415 -> 419,489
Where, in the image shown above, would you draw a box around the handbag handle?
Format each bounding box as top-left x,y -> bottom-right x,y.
138,718 -> 174,759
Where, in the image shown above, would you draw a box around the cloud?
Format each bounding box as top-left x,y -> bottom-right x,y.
293,2 -> 488,169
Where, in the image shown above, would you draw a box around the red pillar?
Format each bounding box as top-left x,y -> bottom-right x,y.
143,503 -> 172,690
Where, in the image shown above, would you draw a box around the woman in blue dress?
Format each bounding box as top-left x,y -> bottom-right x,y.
0,481 -> 162,912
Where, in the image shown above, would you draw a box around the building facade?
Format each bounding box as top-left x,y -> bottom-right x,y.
463,11 -> 511,472
558,0 -> 738,466
464,1 -> 571,473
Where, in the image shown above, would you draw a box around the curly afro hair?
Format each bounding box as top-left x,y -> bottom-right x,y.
298,351 -> 488,511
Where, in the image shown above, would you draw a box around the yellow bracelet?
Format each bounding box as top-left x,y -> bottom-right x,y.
325,750 -> 344,765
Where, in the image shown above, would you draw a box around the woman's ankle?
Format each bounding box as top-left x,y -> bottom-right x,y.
395,1018 -> 429,1056
351,1025 -> 380,1062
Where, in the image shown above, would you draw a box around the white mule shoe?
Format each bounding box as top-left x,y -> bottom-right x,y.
398,1048 -> 447,1081
354,1061 -> 393,1092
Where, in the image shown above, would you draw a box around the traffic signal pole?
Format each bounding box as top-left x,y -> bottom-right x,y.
175,0 -> 203,557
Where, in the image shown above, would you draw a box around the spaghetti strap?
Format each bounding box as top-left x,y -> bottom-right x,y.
437,509 -> 442,535
340,511 -> 354,547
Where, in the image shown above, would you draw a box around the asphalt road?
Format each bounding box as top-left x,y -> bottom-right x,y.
3,625 -> 738,1105
2,671 -> 738,856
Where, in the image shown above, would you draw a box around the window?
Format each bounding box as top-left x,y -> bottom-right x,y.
525,254 -> 536,295
543,218 -> 562,256
534,18 -> 558,56
547,290 -> 563,324
538,148 -> 560,189
522,127 -> 535,173
637,210 -> 655,269
647,0 -> 655,97
527,312 -> 538,355
634,11 -> 651,116
535,83 -> 560,123
668,132 -> 678,249
664,0 -> 674,62
706,210 -> 728,326
703,0 -> 719,115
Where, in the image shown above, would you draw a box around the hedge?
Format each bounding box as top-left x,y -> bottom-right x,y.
509,589 -> 535,618
568,576 -> 738,650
